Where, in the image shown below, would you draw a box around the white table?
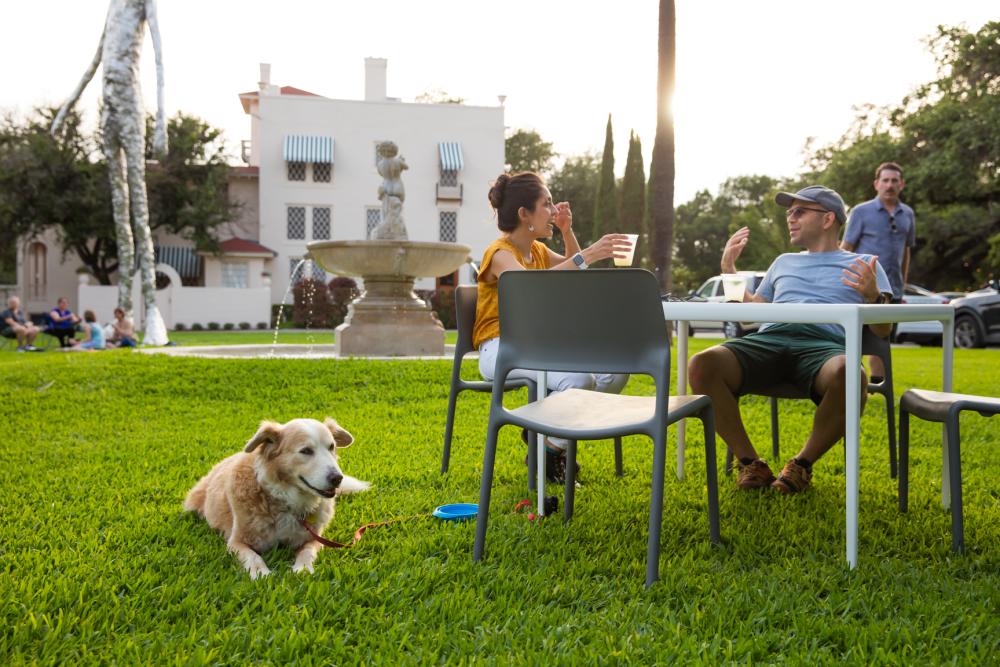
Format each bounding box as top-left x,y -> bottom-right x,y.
663,302 -> 955,568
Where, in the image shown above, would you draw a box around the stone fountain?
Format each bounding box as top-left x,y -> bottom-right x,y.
307,141 -> 470,356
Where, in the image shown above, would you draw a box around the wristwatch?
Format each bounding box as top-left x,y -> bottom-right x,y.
870,293 -> 892,305
571,252 -> 588,270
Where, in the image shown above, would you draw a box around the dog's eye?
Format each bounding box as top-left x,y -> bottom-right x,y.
300,447 -> 314,456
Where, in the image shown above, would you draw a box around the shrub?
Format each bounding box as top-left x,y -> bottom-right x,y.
173,322 -> 187,331
256,321 -> 268,330
223,322 -> 235,330
292,278 -> 360,329
191,323 -> 204,331
238,322 -> 251,330
417,288 -> 457,329
207,322 -> 220,331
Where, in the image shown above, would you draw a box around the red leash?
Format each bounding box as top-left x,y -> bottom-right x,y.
299,515 -> 428,549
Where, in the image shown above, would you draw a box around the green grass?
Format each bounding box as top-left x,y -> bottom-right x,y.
152,330 -> 459,347
1,343 -> 998,664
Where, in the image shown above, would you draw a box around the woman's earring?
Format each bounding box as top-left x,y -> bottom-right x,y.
528,224 -> 535,232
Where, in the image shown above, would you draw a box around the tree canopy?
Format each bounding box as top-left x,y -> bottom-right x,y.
504,128 -> 555,175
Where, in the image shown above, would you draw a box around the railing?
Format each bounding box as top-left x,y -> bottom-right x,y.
436,183 -> 463,201
241,139 -> 252,165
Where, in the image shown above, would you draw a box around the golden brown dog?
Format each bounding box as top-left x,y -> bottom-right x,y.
184,417 -> 370,579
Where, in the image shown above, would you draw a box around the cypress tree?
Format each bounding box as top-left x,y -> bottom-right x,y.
592,114 -> 618,240
619,131 -> 646,244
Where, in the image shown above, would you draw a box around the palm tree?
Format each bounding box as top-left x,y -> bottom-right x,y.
650,0 -> 676,291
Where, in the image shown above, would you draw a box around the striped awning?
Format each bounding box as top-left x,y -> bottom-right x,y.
438,142 -> 464,171
283,135 -> 334,163
155,246 -> 202,278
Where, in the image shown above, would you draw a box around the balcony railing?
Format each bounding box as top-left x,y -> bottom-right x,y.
436,183 -> 463,201
241,139 -> 252,165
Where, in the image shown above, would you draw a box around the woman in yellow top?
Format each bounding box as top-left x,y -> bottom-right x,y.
474,171 -> 633,482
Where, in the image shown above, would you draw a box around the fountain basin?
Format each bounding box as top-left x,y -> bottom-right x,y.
306,239 -> 471,357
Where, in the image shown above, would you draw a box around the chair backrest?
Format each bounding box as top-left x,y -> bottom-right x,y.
453,285 -> 479,359
495,269 -> 668,382
861,326 -> 891,366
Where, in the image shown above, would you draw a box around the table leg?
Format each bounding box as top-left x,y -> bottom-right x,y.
844,314 -> 862,569
941,317 -> 955,509
676,321 -> 688,481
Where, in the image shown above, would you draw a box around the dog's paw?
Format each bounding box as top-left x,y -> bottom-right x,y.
247,561 -> 271,580
292,560 -> 315,575
337,475 -> 371,495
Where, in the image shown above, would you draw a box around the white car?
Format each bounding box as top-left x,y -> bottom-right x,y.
687,271 -> 766,338
894,283 -> 952,345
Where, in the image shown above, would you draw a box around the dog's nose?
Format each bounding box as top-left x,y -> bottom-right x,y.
328,472 -> 344,489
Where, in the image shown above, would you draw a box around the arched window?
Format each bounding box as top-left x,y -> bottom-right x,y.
27,242 -> 47,300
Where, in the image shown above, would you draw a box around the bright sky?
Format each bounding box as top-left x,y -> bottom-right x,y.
1,1 -> 994,203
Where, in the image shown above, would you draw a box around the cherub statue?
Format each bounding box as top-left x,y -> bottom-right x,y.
50,0 -> 169,346
373,141 -> 409,240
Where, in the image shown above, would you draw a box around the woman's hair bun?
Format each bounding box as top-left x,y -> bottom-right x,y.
488,173 -> 511,210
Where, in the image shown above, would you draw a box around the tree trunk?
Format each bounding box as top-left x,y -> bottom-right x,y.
651,0 -> 676,292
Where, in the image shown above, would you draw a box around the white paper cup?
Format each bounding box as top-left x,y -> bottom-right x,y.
721,274 -> 746,302
614,234 -> 639,267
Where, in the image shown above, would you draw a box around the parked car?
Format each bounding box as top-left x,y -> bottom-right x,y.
951,279 -> 1000,348
687,271 -> 766,338
894,283 -> 952,345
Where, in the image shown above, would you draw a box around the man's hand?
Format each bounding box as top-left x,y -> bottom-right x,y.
721,226 -> 750,273
842,256 -> 881,303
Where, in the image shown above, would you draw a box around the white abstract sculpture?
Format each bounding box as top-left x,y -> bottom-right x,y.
51,0 -> 169,346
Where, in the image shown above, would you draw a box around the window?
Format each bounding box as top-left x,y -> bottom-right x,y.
313,162 -> 331,182
287,161 -> 306,181
28,242 -> 47,300
439,211 -> 458,242
312,207 -> 331,240
439,169 -> 458,187
221,262 -> 249,289
287,206 -> 306,240
290,257 -> 304,282
310,261 -> 327,283
366,207 -> 382,239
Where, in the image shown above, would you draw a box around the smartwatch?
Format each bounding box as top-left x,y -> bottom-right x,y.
571,252 -> 588,270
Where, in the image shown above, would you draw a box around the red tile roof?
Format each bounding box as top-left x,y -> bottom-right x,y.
216,238 -> 276,256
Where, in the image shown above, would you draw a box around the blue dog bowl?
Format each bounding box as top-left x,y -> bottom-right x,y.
433,503 -> 478,522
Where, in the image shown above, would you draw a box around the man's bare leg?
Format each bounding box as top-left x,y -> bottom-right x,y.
688,346 -> 758,461
795,355 -> 868,464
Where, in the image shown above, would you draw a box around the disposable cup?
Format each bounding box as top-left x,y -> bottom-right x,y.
721,274 -> 746,302
614,234 -> 639,267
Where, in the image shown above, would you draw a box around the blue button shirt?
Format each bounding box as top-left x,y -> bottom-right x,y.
843,197 -> 916,299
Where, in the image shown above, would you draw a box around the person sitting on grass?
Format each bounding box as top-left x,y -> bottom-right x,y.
48,297 -> 81,348
474,171 -> 633,484
688,185 -> 892,494
2,295 -> 41,352
108,307 -> 138,348
75,310 -> 106,351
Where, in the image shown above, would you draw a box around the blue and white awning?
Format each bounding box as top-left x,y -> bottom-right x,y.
155,246 -> 202,278
283,135 -> 334,163
438,142 -> 464,171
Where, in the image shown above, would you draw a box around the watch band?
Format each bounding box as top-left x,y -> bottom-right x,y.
572,252 -> 588,270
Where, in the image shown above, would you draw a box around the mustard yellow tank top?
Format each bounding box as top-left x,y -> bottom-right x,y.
472,238 -> 551,349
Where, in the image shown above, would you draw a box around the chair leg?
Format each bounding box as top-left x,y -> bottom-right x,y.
526,430 -> 537,492
884,392 -> 898,479
646,431 -> 667,588
564,439 -> 577,522
441,386 -> 460,475
473,424 -> 501,562
898,409 -> 909,513
614,436 -> 623,477
701,406 -> 721,545
945,411 -> 964,553
770,397 -> 780,461
724,447 -> 734,476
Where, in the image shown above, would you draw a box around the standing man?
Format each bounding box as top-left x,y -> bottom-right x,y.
841,162 -> 915,380
688,186 -> 892,494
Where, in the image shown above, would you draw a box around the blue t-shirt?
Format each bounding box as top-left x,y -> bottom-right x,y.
843,197 -> 916,299
755,250 -> 892,338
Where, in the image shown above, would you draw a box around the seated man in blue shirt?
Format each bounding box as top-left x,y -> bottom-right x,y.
689,186 -> 892,494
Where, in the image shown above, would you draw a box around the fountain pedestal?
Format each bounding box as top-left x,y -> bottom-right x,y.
307,239 -> 471,357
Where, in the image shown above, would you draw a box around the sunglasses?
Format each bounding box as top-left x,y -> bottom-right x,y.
786,206 -> 829,220
888,214 -> 897,233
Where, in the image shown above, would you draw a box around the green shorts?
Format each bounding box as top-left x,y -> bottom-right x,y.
722,323 -> 846,404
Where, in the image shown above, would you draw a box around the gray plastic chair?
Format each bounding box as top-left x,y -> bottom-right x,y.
473,269 -> 720,588
899,388 -> 1000,553
725,326 -> 897,477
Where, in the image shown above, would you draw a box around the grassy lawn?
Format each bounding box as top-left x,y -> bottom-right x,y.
1,342 -> 998,664
142,329 -> 459,347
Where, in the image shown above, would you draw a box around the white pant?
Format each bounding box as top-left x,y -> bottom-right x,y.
477,337 -> 629,449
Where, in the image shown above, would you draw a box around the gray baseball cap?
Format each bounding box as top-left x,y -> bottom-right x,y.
775,185 -> 847,224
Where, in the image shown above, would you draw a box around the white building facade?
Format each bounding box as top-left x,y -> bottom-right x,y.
244,58 -> 505,304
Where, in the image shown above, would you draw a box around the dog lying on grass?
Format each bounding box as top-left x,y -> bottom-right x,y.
184,418 -> 370,579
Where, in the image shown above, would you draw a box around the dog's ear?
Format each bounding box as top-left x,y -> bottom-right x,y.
324,417 -> 354,449
245,420 -> 282,453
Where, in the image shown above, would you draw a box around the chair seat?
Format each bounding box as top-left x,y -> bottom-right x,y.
510,388 -> 708,435
900,388 -> 1000,421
